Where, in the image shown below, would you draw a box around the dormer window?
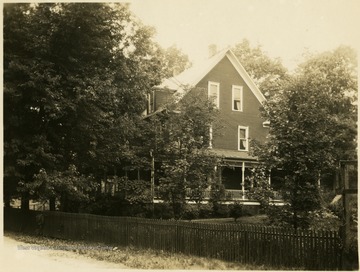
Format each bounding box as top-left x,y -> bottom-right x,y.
232,85 -> 243,111
208,81 -> 219,108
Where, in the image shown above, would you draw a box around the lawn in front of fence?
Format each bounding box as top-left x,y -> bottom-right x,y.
6,231 -> 269,270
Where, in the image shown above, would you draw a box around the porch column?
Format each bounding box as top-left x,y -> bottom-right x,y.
150,150 -> 155,203
241,161 -> 245,200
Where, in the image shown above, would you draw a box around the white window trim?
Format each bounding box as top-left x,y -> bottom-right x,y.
147,91 -> 155,114
238,126 -> 249,151
263,120 -> 270,128
208,81 -> 220,108
232,85 -> 243,112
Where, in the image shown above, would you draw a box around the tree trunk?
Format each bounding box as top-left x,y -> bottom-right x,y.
60,194 -> 67,212
49,197 -> 56,211
21,194 -> 29,211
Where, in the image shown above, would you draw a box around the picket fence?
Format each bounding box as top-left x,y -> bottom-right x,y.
5,208 -> 342,270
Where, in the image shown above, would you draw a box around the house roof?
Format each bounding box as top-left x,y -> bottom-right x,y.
158,48 -> 266,104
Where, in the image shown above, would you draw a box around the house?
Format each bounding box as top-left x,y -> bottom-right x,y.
146,47 -> 273,201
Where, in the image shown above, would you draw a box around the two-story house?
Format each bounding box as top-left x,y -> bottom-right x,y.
147,48 -> 270,200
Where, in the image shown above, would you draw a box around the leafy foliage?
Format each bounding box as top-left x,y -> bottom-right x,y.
117,177 -> 152,205
229,201 -> 244,222
24,165 -> 96,212
144,88 -> 221,217
160,45 -> 192,77
232,39 -> 289,97
253,46 -> 357,229
4,3 -> 164,210
247,166 -> 274,210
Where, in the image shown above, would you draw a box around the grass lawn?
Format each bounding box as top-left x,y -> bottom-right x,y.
5,231 -> 281,270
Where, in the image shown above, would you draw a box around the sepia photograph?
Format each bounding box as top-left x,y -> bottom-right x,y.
2,0 -> 359,270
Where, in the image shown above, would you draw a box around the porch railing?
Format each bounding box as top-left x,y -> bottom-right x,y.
155,188 -> 282,202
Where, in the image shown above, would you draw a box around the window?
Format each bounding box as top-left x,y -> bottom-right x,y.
238,126 -> 249,151
147,91 -> 155,114
232,85 -> 243,111
208,81 -> 219,108
262,120 -> 270,128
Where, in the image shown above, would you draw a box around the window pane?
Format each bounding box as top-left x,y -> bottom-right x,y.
210,84 -> 218,96
233,87 -> 242,111
239,128 -> 246,138
209,83 -> 219,106
239,139 -> 246,150
233,88 -> 241,100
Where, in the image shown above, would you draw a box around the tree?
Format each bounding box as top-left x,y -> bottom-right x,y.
253,46 -> 357,229
160,45 -> 192,78
4,3 -> 164,210
232,39 -> 289,97
23,165 -> 96,212
143,88 -> 221,218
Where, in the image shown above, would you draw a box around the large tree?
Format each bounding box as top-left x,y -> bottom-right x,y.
160,45 -> 192,78
140,88 -> 221,218
253,46 -> 357,228
232,39 -> 289,97
4,3 -> 164,210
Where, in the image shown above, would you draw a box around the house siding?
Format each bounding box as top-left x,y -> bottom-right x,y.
196,56 -> 268,151
154,89 -> 174,111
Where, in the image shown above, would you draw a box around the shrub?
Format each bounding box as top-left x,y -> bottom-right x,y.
153,202 -> 174,219
82,195 -> 124,216
212,203 -> 230,218
182,204 -> 200,221
229,201 -> 243,222
199,204 -> 213,218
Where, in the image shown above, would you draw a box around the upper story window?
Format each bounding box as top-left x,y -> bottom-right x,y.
238,126 -> 249,151
208,81 -> 220,108
232,85 -> 243,111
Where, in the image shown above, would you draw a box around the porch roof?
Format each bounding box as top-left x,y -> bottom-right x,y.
210,148 -> 258,161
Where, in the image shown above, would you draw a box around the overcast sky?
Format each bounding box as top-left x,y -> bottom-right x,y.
129,0 -> 359,71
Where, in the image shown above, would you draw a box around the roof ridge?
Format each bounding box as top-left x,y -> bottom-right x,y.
157,47 -> 266,104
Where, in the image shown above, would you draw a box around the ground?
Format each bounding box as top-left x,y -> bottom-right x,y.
1,235 -> 127,272
2,231 -> 269,270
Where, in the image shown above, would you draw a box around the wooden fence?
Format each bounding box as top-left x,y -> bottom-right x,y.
4,208 -> 342,270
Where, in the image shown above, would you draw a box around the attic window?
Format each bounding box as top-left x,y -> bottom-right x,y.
208,81 -> 219,108
232,85 -> 243,111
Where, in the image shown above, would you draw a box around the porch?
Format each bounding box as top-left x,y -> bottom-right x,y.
153,188 -> 283,203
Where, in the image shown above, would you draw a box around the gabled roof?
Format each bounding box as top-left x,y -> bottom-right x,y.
158,48 -> 266,104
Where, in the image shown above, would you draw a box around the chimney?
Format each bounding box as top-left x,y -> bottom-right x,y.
208,44 -> 217,58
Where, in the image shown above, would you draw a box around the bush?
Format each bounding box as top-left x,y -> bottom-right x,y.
82,195 -> 123,216
153,203 -> 174,219
212,203 -> 229,218
229,201 -> 243,222
182,204 -> 200,221
199,204 -> 213,218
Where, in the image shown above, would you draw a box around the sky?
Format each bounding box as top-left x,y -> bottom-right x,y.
129,0 -> 360,71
